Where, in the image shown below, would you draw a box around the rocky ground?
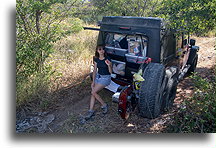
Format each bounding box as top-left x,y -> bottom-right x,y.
16,37 -> 215,133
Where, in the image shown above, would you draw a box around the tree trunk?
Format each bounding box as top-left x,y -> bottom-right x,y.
35,0 -> 44,34
36,10 -> 42,34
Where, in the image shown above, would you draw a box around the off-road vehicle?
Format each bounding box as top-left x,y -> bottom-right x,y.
84,16 -> 199,119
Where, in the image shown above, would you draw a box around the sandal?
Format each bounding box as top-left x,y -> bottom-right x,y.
84,110 -> 95,120
101,104 -> 108,114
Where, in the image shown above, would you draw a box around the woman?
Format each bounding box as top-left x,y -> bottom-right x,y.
85,45 -> 112,120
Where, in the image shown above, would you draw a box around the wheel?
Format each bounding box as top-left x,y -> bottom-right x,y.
187,55 -> 198,74
138,63 -> 166,119
161,67 -> 179,111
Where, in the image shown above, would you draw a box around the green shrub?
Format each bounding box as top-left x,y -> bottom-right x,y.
60,18 -> 84,35
16,0 -> 84,108
168,71 -> 216,133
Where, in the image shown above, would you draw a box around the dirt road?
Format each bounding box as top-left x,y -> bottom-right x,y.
19,37 -> 215,133
45,36 -> 215,133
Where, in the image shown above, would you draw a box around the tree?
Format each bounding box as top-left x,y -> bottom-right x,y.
155,0 -> 216,35
84,0 -> 162,21
16,0 -> 81,79
16,0 -> 82,104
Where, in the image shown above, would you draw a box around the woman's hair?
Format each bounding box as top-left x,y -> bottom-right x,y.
94,45 -> 107,58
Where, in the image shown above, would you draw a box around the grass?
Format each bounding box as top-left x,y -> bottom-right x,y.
16,71 -> 53,108
204,27 -> 216,37
61,114 -> 104,133
49,28 -> 98,88
16,25 -> 98,111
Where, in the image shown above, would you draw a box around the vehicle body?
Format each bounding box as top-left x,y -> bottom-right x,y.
84,16 -> 199,119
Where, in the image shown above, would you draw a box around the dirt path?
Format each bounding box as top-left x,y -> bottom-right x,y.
45,37 -> 216,133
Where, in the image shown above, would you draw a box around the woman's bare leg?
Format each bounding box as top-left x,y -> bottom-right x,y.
89,95 -> 95,111
91,83 -> 106,106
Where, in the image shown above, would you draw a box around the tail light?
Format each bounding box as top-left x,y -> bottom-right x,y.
119,27 -> 131,30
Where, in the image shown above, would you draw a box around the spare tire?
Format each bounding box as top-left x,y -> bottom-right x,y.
138,63 -> 166,119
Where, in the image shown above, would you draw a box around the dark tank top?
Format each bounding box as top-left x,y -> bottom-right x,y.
94,56 -> 111,75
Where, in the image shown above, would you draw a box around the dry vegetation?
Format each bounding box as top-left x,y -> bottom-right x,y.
16,27 -> 98,111
49,29 -> 98,88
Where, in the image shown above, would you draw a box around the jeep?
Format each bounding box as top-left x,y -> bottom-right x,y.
84,16 -> 199,119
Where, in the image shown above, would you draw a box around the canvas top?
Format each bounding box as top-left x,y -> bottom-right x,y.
100,16 -> 164,29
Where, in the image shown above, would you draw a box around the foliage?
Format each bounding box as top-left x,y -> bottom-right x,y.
90,0 -> 162,18
16,0 -> 82,106
155,0 -> 216,35
72,0 -> 163,23
16,68 -> 54,106
76,0 -> 215,35
59,18 -> 84,36
168,71 -> 216,133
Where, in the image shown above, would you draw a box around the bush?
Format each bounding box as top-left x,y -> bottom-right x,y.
16,66 -> 53,107
60,18 -> 84,35
16,0 -> 78,108
16,0 -> 87,108
168,70 -> 216,133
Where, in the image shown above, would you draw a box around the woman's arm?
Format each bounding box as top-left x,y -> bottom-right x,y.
108,63 -> 112,74
92,61 -> 97,83
105,59 -> 112,74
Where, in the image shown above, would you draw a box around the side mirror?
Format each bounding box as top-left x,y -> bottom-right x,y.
190,39 -> 196,46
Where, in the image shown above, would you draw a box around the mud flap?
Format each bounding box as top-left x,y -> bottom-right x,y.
118,86 -> 132,119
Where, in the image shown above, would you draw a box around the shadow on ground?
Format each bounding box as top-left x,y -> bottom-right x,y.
15,66 -> 215,134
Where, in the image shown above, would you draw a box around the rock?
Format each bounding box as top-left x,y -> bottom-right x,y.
16,113 -> 55,133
